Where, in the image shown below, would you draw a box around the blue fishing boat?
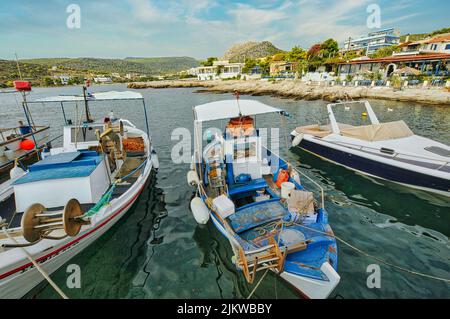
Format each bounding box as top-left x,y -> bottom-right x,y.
187,97 -> 340,299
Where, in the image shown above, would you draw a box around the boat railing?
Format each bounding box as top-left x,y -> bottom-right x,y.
263,146 -> 325,208
317,138 -> 450,170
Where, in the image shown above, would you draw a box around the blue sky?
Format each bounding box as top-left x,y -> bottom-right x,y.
0,0 -> 449,60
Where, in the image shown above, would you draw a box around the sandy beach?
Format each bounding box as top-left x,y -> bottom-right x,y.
128,80 -> 450,105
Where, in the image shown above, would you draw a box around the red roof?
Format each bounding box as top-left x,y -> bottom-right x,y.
338,53 -> 450,65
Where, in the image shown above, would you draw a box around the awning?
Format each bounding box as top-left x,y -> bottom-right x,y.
194,100 -> 282,122
33,91 -> 143,103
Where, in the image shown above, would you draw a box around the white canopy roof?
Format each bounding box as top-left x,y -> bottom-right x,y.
34,91 -> 143,103
194,99 -> 281,122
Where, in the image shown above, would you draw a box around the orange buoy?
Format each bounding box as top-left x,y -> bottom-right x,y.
20,139 -> 35,151
276,169 -> 290,188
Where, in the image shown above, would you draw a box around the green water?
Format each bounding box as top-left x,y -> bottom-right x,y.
1,85 -> 448,299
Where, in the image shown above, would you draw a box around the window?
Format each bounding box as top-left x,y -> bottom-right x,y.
445,44 -> 450,50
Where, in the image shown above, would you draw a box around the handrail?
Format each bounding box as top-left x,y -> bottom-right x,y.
262,146 -> 325,208
315,137 -> 450,168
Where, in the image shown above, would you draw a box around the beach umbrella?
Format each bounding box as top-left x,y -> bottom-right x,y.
394,67 -> 421,76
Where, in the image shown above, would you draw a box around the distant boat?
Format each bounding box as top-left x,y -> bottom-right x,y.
0,88 -> 159,298
291,101 -> 450,196
0,81 -> 51,198
187,98 -> 340,299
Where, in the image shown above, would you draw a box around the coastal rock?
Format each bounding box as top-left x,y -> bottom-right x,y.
127,80 -> 450,106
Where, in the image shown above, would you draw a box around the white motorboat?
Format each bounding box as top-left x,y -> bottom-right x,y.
291,101 -> 450,196
0,89 -> 159,298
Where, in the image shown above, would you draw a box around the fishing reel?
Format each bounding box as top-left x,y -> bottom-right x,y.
21,199 -> 90,243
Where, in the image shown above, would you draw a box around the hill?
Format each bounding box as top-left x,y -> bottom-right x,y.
0,59 -> 51,84
223,41 -> 284,62
21,56 -> 199,75
125,56 -> 199,73
400,26 -> 450,42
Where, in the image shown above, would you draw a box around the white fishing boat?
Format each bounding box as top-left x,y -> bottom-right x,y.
291,101 -> 450,196
0,89 -> 159,298
187,97 -> 340,299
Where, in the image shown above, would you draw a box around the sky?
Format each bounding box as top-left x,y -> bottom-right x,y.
0,0 -> 449,60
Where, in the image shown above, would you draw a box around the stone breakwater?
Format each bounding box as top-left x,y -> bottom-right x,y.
128,80 -> 450,105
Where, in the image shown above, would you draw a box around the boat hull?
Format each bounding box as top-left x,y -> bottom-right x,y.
293,137 -> 450,196
0,171 -> 150,299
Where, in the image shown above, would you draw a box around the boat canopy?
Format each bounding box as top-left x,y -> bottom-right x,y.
33,91 -> 143,103
194,100 -> 282,122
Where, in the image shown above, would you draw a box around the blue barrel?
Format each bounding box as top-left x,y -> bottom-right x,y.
19,126 -> 32,135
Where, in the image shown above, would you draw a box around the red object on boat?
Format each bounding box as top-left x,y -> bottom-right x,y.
13,81 -> 32,92
276,170 -> 290,188
20,139 -> 35,150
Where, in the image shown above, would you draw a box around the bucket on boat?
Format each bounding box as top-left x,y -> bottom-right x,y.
281,182 -> 295,199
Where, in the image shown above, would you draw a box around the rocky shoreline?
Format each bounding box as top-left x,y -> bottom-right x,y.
128,80 -> 450,105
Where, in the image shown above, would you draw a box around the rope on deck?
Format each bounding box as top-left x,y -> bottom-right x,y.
2,227 -> 69,299
291,222 -> 450,284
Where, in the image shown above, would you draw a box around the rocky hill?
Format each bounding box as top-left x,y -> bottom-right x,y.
223,41 -> 284,62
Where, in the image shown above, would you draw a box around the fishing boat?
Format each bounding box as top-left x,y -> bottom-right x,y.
0,82 -> 51,182
187,97 -> 340,299
290,101 -> 450,196
0,88 -> 159,298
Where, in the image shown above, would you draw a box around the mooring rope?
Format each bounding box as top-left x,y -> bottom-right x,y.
289,222 -> 450,284
246,268 -> 270,299
2,228 -> 68,299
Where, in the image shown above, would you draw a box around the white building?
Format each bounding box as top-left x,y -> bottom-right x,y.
342,28 -> 400,55
54,75 -> 71,85
394,34 -> 450,56
93,76 -> 113,84
196,60 -> 244,81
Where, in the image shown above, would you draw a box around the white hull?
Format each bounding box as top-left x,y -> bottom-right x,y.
0,167 -> 151,299
0,127 -> 155,299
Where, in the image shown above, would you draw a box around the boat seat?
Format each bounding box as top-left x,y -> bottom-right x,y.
228,178 -> 268,197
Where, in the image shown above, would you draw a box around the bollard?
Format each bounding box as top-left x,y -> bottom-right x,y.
423,81 -> 428,87
446,80 -> 450,88
403,81 -> 408,87
371,81 -> 375,87
386,81 -> 390,87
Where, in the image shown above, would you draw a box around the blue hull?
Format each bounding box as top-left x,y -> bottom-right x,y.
297,139 -> 449,193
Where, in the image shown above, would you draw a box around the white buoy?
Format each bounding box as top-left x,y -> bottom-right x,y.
151,150 -> 159,170
292,133 -> 304,147
187,170 -> 200,187
10,160 -> 26,180
190,197 -> 210,225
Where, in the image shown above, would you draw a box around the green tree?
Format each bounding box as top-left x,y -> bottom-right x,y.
286,46 -> 307,62
43,77 -> 54,86
370,45 -> 400,58
242,58 -> 258,74
201,57 -> 218,66
320,39 -> 339,58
